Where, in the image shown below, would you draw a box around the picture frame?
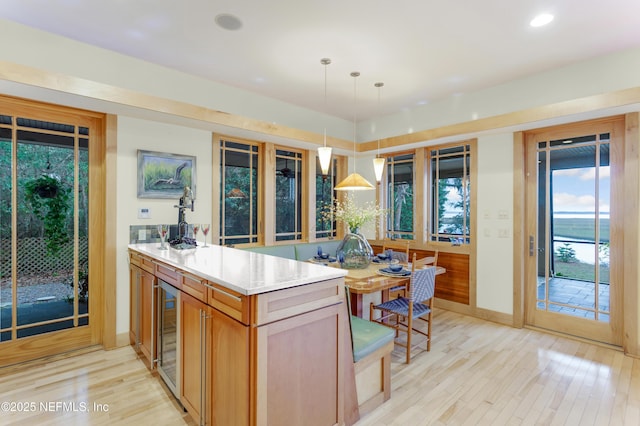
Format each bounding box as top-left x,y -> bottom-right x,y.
137,150 -> 196,199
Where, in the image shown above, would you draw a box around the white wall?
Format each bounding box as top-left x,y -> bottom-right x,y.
0,19 -> 354,141
116,117 -> 212,334
476,134 -> 514,314
360,46 -> 640,141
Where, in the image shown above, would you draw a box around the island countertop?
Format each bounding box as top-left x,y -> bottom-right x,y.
128,243 -> 347,296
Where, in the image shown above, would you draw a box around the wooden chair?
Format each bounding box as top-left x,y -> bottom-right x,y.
370,253 -> 436,364
381,238 -> 410,264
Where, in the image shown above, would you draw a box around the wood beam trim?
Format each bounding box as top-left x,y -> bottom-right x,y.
358,87 -> 640,152
0,61 -> 354,149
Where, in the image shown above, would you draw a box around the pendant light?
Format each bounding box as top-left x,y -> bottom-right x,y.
334,71 -> 375,191
372,82 -> 385,183
317,58 -> 332,177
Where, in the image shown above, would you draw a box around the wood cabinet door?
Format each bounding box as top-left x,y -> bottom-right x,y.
180,292 -> 211,425
210,308 -> 250,426
129,264 -> 140,348
139,268 -> 156,368
254,303 -> 344,426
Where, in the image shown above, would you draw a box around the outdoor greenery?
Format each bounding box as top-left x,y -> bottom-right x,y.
0,141 -> 88,255
553,217 -> 610,242
555,243 -> 576,262
552,218 -> 610,284
25,174 -> 71,256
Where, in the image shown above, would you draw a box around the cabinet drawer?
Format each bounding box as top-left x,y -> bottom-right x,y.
130,251 -> 154,273
181,272 -> 207,303
155,262 -> 180,287
206,283 -> 249,324
253,278 -> 343,326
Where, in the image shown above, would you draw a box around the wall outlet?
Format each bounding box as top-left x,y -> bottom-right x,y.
138,229 -> 147,241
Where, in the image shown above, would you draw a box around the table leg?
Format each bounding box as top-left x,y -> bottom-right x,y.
349,290 -> 363,317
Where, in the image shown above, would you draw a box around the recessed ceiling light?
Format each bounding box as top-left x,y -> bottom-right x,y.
215,13 -> 243,31
530,13 -> 554,27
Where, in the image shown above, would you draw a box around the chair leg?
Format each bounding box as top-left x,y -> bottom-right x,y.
427,311 -> 432,351
406,307 -> 413,364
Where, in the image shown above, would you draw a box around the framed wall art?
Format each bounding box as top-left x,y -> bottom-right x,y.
137,150 -> 196,199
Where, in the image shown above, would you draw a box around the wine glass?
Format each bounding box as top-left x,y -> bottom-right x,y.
157,224 -> 169,250
201,224 -> 210,247
192,223 -> 200,244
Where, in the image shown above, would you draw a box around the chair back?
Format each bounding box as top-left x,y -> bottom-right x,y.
382,238 -> 410,263
408,266 -> 436,303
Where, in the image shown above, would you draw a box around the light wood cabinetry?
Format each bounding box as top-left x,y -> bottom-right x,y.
180,291 -> 211,424
129,247 -> 345,426
129,252 -> 156,369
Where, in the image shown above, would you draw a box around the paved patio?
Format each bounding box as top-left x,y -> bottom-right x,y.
537,276 -> 610,321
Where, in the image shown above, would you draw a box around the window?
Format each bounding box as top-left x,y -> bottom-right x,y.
219,139 -> 259,245
386,153 -> 414,239
429,144 -> 471,243
315,157 -> 337,239
275,149 -> 303,241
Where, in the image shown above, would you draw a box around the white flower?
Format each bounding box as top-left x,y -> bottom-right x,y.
323,194 -> 386,232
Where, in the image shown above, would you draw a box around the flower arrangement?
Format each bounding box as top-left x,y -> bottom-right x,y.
324,194 -> 386,232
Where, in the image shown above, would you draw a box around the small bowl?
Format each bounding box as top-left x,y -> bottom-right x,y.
388,263 -> 403,272
376,253 -> 389,261
320,253 -> 330,259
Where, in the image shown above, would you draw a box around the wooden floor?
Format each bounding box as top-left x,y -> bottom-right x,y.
1,310 -> 639,425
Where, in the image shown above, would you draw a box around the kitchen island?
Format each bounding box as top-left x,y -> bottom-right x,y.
128,243 -> 349,426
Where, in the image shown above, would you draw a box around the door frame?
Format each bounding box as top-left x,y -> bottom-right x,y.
513,115 -> 638,353
0,95 -> 107,366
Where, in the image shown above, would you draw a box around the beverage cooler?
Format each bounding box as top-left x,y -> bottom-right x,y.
157,279 -> 180,398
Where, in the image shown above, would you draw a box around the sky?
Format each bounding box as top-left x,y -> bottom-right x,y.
552,167 -> 610,214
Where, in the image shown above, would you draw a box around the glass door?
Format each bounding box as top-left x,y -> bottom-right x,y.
525,119 -> 623,345
0,98 -> 103,366
157,279 -> 180,398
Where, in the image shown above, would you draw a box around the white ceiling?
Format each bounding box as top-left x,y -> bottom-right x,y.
1,0 -> 640,122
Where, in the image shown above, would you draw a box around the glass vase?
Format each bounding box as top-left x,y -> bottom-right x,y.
336,227 -> 373,269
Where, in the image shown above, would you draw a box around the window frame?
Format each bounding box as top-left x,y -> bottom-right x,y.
217,136 -> 262,246
274,147 -> 305,242
426,139 -> 476,246
384,151 -> 415,241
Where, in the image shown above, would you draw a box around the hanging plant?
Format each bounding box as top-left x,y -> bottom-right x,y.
25,174 -> 71,256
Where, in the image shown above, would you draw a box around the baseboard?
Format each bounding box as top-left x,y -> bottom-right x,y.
114,332 -> 131,349
434,298 -> 514,327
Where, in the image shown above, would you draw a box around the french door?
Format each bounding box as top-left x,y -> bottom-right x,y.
0,96 -> 104,366
524,117 -> 624,346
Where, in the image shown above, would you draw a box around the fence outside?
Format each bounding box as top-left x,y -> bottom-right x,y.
0,238 -> 88,281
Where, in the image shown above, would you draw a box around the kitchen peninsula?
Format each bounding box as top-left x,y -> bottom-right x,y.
128,243 -> 349,426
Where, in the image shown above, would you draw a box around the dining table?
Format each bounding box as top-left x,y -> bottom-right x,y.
310,257 -> 446,317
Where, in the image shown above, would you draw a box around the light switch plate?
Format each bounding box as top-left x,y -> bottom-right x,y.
138,207 -> 151,219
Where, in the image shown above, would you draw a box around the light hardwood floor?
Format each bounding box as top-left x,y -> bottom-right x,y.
1,310 -> 639,425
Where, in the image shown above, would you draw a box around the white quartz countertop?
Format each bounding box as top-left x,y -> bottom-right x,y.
128,243 -> 347,296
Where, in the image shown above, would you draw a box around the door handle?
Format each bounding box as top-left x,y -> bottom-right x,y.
529,236 -> 534,256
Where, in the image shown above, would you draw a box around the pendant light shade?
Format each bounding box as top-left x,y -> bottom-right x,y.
373,82 -> 385,183
318,58 -> 332,177
318,146 -> 332,175
334,172 -> 375,190
373,157 -> 385,182
335,71 -> 374,191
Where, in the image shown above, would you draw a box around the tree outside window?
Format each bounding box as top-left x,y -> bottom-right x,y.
430,145 -> 471,243
219,140 -> 259,246
386,153 -> 414,240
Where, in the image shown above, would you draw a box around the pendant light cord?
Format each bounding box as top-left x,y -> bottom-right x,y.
351,71 -> 360,173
